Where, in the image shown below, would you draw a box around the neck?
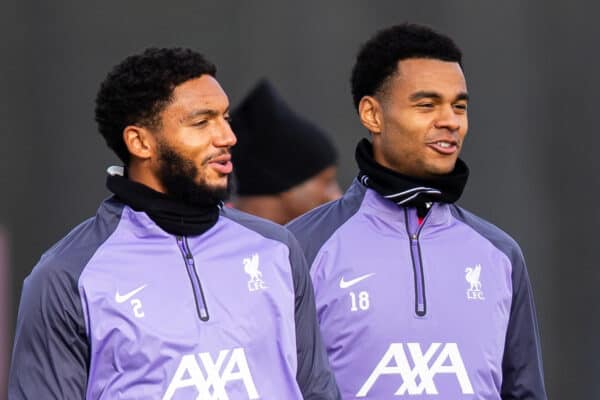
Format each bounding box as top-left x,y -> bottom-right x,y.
234,195 -> 290,225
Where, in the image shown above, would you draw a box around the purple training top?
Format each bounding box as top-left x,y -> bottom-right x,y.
9,197 -> 339,399
288,179 -> 546,400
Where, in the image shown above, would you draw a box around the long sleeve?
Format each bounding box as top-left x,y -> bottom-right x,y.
9,260 -> 89,399
500,253 -> 547,400
288,232 -> 340,400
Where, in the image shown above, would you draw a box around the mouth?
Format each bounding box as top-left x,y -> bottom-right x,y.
207,153 -> 233,175
426,139 -> 460,155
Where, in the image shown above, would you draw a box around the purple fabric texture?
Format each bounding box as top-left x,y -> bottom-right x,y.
79,206 -> 299,399
288,180 -> 546,399
10,197 -> 339,399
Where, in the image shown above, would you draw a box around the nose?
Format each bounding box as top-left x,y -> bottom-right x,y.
434,105 -> 461,131
214,117 -> 237,148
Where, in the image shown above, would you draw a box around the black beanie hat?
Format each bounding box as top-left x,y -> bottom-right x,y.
231,79 -> 338,195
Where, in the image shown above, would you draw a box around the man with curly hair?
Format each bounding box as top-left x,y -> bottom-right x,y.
288,24 -> 547,399
9,48 -> 339,399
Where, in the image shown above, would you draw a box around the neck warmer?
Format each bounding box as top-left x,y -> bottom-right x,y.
106,172 -> 221,236
355,138 -> 469,208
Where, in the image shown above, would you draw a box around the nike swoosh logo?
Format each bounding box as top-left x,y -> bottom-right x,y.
115,285 -> 148,303
339,273 -> 375,289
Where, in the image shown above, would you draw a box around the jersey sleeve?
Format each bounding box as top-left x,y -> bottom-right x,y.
500,252 -> 547,399
288,231 -> 341,400
8,261 -> 89,399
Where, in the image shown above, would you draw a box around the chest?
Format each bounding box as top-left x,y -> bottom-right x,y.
314,220 -> 512,323
79,235 -> 297,384
312,228 -> 513,398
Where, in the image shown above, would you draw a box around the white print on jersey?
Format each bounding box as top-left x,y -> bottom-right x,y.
115,284 -> 147,318
339,273 -> 376,289
115,284 -> 148,303
130,298 -> 144,318
163,347 -> 260,400
349,291 -> 370,311
465,264 -> 485,300
357,342 -> 474,397
243,253 -> 267,292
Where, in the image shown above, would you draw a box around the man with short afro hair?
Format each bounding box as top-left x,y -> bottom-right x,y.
9,47 -> 340,399
350,23 -> 463,110
95,48 -> 217,164
288,23 -> 547,399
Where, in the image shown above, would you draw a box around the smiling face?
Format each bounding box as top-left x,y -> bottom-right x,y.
359,58 -> 468,178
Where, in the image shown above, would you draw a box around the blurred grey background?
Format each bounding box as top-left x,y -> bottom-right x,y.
2,1 -> 599,398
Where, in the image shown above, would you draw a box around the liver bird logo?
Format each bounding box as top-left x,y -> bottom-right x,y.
243,254 -> 262,281
465,264 -> 482,292
243,253 -> 266,291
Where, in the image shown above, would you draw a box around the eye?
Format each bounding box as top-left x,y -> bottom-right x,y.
416,103 -> 434,108
453,103 -> 468,112
224,115 -> 232,123
193,120 -> 208,127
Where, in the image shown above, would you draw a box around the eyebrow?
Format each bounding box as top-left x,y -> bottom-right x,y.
182,107 -> 230,122
409,91 -> 469,102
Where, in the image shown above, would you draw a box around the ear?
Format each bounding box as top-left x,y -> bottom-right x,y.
123,125 -> 156,160
358,96 -> 383,135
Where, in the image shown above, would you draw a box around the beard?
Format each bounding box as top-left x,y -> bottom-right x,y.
156,143 -> 231,206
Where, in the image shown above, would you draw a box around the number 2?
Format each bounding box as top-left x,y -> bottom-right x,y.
131,299 -> 145,318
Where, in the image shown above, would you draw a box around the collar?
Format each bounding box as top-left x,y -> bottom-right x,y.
106,167 -> 221,236
355,138 -> 469,208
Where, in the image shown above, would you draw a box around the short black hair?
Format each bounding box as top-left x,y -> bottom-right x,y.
350,23 -> 462,110
95,47 -> 216,163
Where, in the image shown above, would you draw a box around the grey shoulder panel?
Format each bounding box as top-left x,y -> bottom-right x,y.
450,205 -> 547,399
221,206 -> 293,246
37,197 -> 125,287
287,231 -> 341,399
449,204 -> 523,262
222,207 -> 341,399
287,180 -> 366,266
9,198 -> 124,399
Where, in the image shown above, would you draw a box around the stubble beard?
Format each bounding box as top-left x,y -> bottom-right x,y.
157,144 -> 231,205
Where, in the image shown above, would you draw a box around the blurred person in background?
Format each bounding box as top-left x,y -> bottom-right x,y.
9,48 -> 339,400
231,80 -> 341,224
288,24 -> 547,399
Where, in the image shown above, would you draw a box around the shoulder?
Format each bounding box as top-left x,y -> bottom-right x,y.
15,198 -> 125,345
221,206 -> 295,247
221,207 -> 309,286
28,198 -> 125,290
287,179 -> 367,265
449,204 -> 524,263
